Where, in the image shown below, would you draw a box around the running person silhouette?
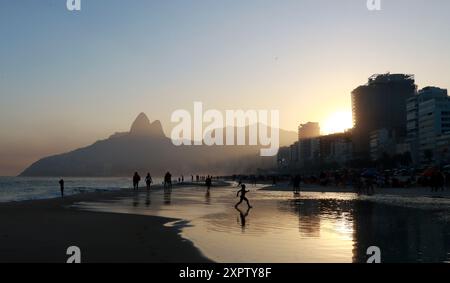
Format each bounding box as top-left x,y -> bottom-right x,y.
235,184 -> 252,208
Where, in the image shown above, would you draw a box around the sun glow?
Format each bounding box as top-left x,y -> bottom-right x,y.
322,111 -> 353,135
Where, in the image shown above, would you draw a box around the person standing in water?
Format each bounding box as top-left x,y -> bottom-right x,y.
235,184 -> 252,208
205,176 -> 212,191
293,174 -> 301,194
59,179 -> 64,198
133,172 -> 141,190
145,173 -> 153,190
164,171 -> 172,190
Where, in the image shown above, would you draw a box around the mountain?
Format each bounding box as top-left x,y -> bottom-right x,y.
130,112 -> 165,137
20,113 -> 297,177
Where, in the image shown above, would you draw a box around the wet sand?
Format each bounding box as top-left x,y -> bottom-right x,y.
0,188 -> 211,263
3,181 -> 449,263
263,183 -> 450,198
72,185 -> 450,263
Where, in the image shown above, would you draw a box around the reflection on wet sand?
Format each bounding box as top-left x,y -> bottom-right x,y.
288,198 -> 321,238
132,192 -> 139,207
164,188 -> 171,205
205,190 -> 211,205
145,190 -> 151,207
73,186 -> 450,263
352,201 -> 450,263
235,206 -> 252,232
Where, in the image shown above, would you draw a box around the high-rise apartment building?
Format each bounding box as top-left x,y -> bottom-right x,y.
352,73 -> 417,158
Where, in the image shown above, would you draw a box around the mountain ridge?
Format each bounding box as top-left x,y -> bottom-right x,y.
20,113 -> 297,177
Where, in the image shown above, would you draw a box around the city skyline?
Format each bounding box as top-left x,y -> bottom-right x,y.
2,0 -> 450,175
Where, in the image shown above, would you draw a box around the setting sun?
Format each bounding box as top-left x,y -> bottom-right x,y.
322,111 -> 353,135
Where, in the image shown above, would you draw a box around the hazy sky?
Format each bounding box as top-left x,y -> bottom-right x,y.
1,0 -> 450,175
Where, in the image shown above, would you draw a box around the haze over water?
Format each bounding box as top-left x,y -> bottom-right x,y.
2,0 -> 450,176
0,177 -> 163,202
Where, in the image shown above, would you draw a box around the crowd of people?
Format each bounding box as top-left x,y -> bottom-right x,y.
56,167 -> 449,204
130,172 -> 220,191
230,167 -> 450,195
298,168 -> 450,193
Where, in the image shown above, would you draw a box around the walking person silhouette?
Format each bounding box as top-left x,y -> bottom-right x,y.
133,172 -> 141,190
293,174 -> 301,194
205,176 -> 212,191
59,179 -> 64,198
145,173 -> 153,190
235,184 -> 252,208
164,171 -> 172,191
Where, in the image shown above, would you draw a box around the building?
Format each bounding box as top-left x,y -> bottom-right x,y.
406,86 -> 450,164
436,134 -> 450,165
281,131 -> 352,171
352,73 -> 417,159
287,139 -> 319,168
298,122 -> 320,141
290,142 -> 300,164
319,132 -> 353,165
298,138 -> 320,167
276,146 -> 291,169
369,128 -> 400,161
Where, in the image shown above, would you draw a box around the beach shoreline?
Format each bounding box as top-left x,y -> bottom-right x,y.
2,180 -> 450,263
262,183 -> 450,198
0,187 -> 211,263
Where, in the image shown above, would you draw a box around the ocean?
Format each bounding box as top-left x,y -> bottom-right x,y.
0,177 -> 163,203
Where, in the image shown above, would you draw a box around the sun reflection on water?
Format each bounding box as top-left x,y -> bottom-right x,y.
72,185 -> 450,263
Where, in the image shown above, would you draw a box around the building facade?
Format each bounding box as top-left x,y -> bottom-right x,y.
406,86 -> 450,164
298,122 -> 320,141
352,73 -> 417,159
369,128 -> 399,161
279,132 -> 352,171
319,132 -> 353,165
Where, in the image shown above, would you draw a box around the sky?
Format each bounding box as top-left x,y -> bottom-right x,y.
1,0 -> 450,175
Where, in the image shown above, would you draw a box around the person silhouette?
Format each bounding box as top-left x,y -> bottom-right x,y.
164,171 -> 172,190
133,172 -> 141,190
205,176 -> 212,191
145,173 -> 153,190
293,174 -> 301,194
235,184 -> 252,208
59,179 -> 64,198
